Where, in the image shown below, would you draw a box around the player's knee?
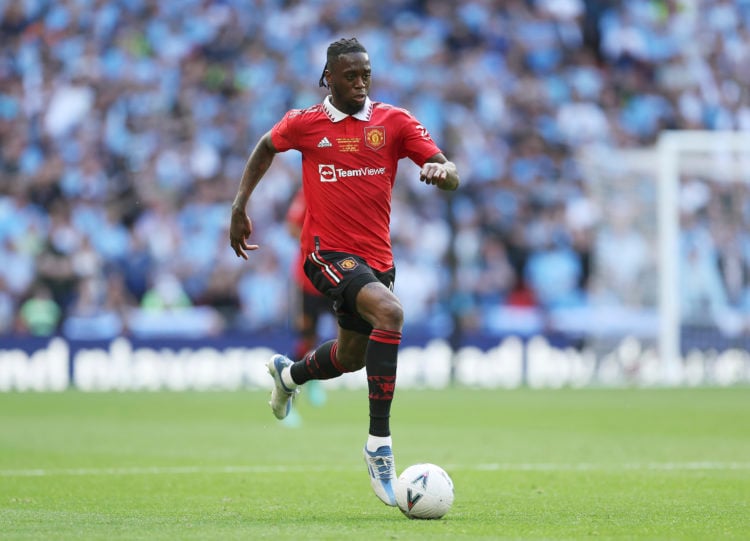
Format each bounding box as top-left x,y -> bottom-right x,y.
372,297 -> 403,330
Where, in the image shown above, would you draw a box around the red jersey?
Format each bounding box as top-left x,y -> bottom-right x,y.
271,96 -> 442,272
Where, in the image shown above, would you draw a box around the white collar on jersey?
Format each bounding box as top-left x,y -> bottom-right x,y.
322,95 -> 373,122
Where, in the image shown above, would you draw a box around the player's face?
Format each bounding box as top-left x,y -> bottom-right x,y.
326,52 -> 371,115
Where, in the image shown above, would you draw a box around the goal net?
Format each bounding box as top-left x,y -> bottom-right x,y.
579,130 -> 750,385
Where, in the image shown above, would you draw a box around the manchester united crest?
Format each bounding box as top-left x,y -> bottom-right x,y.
338,257 -> 359,271
364,126 -> 386,150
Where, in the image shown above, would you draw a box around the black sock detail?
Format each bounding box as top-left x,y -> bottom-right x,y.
290,340 -> 343,384
366,329 -> 401,437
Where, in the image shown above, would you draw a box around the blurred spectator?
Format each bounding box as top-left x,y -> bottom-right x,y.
141,272 -> 192,311
0,276 -> 14,334
130,271 -> 225,337
594,203 -> 651,306
525,237 -> 584,309
19,283 -> 61,336
62,274 -> 127,340
1,0 -> 749,342
236,253 -> 289,331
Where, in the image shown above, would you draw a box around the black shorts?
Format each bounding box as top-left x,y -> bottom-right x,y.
304,250 -> 396,335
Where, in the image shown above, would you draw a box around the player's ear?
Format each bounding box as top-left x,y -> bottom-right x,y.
319,65 -> 330,88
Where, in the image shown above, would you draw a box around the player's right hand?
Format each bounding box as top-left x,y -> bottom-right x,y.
229,210 -> 259,259
419,162 -> 451,186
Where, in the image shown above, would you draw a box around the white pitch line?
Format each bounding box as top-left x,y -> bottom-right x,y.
471,462 -> 750,472
1,462 -> 749,478
0,465 -> 347,477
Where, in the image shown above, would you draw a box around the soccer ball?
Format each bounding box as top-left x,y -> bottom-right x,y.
395,463 -> 454,519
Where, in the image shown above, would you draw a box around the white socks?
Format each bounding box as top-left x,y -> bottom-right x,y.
366,435 -> 392,452
280,367 -> 298,390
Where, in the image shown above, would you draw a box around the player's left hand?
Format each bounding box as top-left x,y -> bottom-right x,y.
419,162 -> 448,185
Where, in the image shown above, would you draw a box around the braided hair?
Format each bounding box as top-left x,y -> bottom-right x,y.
318,37 -> 368,88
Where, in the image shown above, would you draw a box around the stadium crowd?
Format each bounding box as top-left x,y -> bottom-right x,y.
1,0 -> 749,342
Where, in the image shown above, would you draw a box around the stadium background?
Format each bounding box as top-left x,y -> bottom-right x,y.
2,0 -> 750,388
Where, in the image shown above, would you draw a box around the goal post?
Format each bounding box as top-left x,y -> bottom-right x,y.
657,130 -> 750,382
579,130 -> 750,385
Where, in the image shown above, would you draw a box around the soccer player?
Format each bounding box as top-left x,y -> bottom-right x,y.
229,37 -> 459,507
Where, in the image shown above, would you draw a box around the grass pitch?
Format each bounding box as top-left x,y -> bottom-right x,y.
1,387 -> 749,540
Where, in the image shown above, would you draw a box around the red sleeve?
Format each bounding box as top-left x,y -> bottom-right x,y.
395,109 -> 442,166
270,110 -> 301,152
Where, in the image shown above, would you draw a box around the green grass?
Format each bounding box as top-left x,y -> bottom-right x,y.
1,387 -> 749,540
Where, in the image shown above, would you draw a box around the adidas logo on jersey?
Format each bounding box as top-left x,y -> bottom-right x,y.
317,137 -> 332,148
